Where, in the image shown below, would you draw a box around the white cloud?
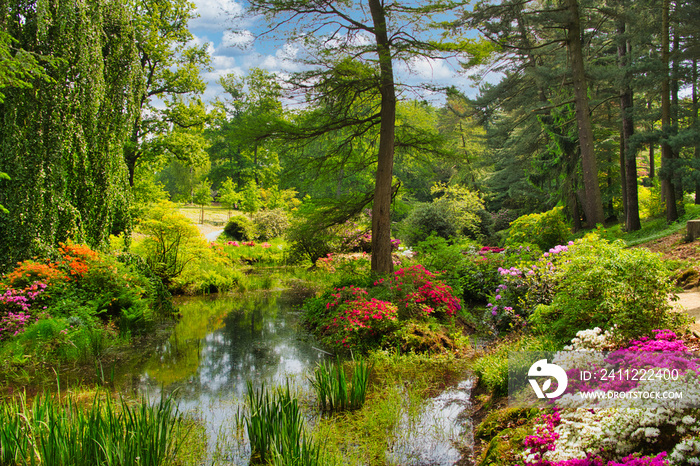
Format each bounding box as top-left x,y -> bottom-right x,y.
242,43 -> 302,74
191,0 -> 243,31
221,30 -> 254,49
405,56 -> 455,81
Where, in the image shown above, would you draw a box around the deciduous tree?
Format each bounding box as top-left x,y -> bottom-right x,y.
235,0 -> 470,273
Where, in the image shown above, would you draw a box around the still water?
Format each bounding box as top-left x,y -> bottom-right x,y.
137,291 -> 324,399
129,291 -> 326,462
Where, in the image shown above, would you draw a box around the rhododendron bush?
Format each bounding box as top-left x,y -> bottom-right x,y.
0,242 -> 159,346
485,234 -> 681,343
319,286 -> 399,352
306,264 -> 462,352
529,234 -> 678,343
375,264 -> 461,320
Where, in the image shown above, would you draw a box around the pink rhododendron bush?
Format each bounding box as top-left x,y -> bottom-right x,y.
304,264 -> 462,353
0,243 -> 164,365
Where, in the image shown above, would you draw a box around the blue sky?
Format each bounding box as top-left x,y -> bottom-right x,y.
188,0 -> 485,106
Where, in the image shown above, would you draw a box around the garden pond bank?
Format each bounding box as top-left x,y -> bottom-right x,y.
9,290 -> 476,465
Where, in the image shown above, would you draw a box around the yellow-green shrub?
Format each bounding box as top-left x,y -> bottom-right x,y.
505,206 -> 571,251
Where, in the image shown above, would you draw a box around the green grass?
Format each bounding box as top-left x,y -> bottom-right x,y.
596,203 -> 700,247
177,204 -> 238,225
218,236 -> 287,266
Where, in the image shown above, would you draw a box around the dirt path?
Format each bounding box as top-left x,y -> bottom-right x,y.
195,224 -> 224,242
673,291 -> 700,334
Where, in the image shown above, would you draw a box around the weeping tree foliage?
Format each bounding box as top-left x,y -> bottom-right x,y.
0,0 -> 141,271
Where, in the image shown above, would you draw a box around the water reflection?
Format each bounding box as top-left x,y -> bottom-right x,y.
129,291 -> 326,461
140,291 -> 325,399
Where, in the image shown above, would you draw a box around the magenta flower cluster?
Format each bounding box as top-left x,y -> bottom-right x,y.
0,281 -> 46,340
528,454 -> 668,466
543,242 -> 573,258
479,246 -> 505,255
520,331 -> 685,466
226,240 -> 267,247
0,282 -> 47,312
0,311 -> 38,340
567,329 -> 699,395
520,406 -> 669,466
522,408 -> 561,465
626,329 -> 688,352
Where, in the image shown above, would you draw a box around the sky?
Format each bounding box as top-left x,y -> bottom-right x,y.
187,0 -> 486,107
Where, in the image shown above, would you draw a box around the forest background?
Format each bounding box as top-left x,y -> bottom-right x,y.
0,0 -> 699,273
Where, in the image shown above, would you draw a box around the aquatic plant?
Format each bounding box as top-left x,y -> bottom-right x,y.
0,390 -> 185,466
244,381 -> 325,465
310,357 -> 371,412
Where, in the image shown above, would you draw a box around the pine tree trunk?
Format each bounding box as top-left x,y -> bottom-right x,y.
565,0 -> 605,227
648,100 -> 655,179
368,0 -> 396,274
618,19 -> 640,231
672,29 -> 684,217
693,59 -> 700,204
619,131 -> 628,220
661,0 -> 678,222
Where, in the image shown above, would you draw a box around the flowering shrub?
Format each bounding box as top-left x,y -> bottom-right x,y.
0,242 -> 159,346
376,264 -> 461,320
529,234 -> 677,343
480,246 -> 505,254
5,261 -> 67,288
222,238 -> 284,266
522,408 -> 561,465
459,242 -> 542,306
564,327 -> 619,351
59,242 -> 99,278
252,208 -> 289,240
0,311 -> 39,340
626,330 -> 689,352
0,282 -> 47,314
486,244 -> 563,332
321,286 -> 399,351
460,248 -> 507,304
609,453 -> 669,466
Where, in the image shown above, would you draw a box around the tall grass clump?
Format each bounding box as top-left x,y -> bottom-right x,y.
244,381 -> 325,465
0,390 -> 185,466
310,357 -> 371,412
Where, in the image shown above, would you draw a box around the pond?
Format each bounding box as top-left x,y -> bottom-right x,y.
114,290 -> 473,465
